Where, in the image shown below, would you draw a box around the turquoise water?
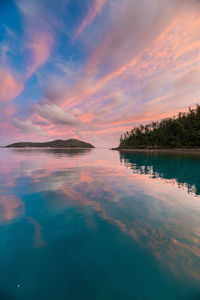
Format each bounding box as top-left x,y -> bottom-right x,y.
0,148 -> 200,300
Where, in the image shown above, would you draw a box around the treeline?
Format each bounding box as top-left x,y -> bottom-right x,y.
119,104 -> 200,148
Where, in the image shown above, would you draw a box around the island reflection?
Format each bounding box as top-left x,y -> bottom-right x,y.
9,147 -> 93,157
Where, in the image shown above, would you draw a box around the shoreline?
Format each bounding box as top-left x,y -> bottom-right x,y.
112,148 -> 200,153
0,147 -> 94,150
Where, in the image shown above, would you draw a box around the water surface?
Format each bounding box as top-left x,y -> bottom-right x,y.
0,148 -> 200,300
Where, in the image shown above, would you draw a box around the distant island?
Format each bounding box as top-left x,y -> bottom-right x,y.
6,139 -> 95,149
114,104 -> 200,150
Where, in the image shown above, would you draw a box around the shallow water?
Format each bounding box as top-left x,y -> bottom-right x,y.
0,148 -> 200,300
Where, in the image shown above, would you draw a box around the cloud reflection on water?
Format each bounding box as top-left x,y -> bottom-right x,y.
0,195 -> 24,223
0,148 -> 200,289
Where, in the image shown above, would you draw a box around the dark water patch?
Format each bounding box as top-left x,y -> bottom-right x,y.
120,151 -> 200,196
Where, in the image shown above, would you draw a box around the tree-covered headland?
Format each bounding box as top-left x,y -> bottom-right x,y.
118,104 -> 200,149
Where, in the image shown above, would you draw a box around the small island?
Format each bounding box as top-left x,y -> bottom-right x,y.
5,139 -> 95,149
114,104 -> 200,150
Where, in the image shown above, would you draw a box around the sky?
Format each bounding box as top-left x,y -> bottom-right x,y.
0,0 -> 200,148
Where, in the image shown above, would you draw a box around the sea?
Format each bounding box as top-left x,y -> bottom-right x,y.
0,148 -> 200,300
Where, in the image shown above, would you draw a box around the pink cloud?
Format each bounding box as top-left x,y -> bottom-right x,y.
0,67 -> 24,102
15,0 -> 54,78
74,0 -> 109,39
26,31 -> 54,78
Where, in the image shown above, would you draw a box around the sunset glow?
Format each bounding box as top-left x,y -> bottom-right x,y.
1,0 -> 200,147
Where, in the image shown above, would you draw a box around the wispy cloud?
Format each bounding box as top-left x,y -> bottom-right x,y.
26,32 -> 54,78
74,0 -> 109,40
15,0 -> 55,77
0,67 -> 24,102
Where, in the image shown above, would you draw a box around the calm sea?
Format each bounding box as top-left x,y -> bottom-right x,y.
0,148 -> 200,300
